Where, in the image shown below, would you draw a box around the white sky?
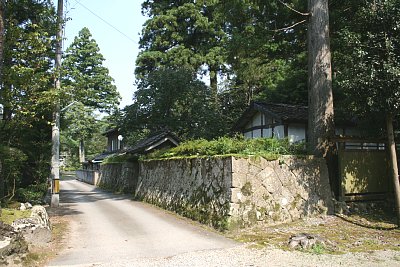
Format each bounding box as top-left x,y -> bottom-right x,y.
63,0 -> 147,109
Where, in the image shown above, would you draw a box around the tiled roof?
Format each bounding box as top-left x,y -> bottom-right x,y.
254,102 -> 308,122
125,130 -> 180,154
91,151 -> 116,162
90,130 -> 180,163
102,128 -> 119,136
233,101 -> 308,131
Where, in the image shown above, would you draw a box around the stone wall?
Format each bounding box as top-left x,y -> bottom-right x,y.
135,158 -> 232,230
229,156 -> 333,228
97,162 -> 139,193
134,156 -> 333,230
76,170 -> 99,185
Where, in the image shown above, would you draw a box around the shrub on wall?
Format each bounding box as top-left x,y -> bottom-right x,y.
145,137 -> 306,160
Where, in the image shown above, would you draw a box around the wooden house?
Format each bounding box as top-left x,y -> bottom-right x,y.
233,102 -> 308,143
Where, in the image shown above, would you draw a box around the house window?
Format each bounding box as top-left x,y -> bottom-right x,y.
344,142 -> 385,150
111,139 -> 118,151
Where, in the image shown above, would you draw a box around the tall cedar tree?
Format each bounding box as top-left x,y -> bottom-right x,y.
137,0 -> 226,104
62,27 -> 120,162
62,27 -> 120,112
307,0 -> 334,156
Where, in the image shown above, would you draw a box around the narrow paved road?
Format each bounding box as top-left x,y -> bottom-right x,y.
47,176 -> 237,267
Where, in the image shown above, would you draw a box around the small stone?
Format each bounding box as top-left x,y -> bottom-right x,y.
19,203 -> 26,211
24,202 -> 33,209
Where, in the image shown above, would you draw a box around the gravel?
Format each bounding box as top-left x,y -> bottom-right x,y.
51,245 -> 400,267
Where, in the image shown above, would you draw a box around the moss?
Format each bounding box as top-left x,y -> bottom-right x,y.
138,187 -> 230,231
247,210 -> 258,224
241,182 -> 253,196
102,154 -> 137,164
291,194 -> 302,209
273,203 -> 281,212
0,208 -> 31,225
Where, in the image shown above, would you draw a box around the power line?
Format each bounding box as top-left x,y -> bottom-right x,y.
72,0 -> 137,44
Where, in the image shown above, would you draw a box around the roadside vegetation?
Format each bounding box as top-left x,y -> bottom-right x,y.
0,208 -> 31,225
144,137 -> 306,160
229,208 -> 400,255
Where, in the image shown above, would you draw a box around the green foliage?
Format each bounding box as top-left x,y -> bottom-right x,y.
137,0 -> 227,100
221,0 -> 308,106
133,1 -> 310,144
145,137 -> 306,159
0,146 -> 28,198
0,0 -> 55,198
121,67 -> 224,144
1,0 -> 57,124
102,154 -> 137,164
333,0 -> 400,118
310,243 -> 327,255
15,183 -> 48,204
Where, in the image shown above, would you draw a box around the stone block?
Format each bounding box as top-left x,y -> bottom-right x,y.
230,188 -> 244,203
231,157 -> 249,174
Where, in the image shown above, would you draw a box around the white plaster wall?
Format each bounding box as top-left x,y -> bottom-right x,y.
253,129 -> 262,138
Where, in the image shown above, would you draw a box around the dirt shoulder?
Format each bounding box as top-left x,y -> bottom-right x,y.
226,208 -> 400,256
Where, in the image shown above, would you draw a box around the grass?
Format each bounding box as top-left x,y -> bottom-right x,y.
0,208 -> 31,225
227,210 -> 400,254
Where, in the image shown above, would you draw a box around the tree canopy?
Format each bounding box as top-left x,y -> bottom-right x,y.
121,67 -> 219,145
0,0 -> 57,200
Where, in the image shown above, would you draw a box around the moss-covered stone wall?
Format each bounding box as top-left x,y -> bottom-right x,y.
135,157 -> 232,230
100,156 -> 333,230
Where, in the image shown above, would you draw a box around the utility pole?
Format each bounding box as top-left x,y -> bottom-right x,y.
51,0 -> 63,207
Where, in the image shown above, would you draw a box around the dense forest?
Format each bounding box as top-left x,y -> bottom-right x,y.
0,1 -> 399,205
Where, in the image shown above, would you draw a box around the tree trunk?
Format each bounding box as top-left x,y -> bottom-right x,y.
386,113 -> 400,226
0,1 -> 5,216
307,0 -> 335,157
79,139 -> 85,163
0,0 -> 4,79
209,66 -> 218,106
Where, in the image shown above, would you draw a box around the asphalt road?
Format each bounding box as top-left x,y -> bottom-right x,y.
47,176 -> 237,266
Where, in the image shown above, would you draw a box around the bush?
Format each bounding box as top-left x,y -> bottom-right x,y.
0,146 -> 28,198
145,136 -> 306,159
16,183 -> 48,204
